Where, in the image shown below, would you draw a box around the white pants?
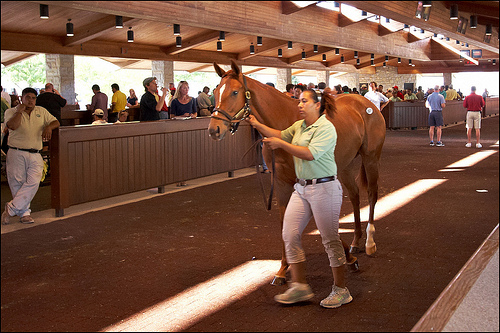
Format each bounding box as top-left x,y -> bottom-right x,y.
5,149 -> 43,217
283,179 -> 346,267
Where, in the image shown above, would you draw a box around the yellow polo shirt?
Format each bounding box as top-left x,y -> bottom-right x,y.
4,105 -> 57,150
112,90 -> 127,113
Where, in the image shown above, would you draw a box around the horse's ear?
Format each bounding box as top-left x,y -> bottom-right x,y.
230,60 -> 241,77
213,62 -> 226,78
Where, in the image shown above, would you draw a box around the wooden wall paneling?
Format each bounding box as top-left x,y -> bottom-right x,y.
121,137 -> 129,193
95,140 -> 104,200
102,138 -> 111,198
127,136 -> 135,191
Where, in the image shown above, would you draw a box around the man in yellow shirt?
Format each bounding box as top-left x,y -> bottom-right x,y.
110,83 -> 127,121
445,84 -> 458,100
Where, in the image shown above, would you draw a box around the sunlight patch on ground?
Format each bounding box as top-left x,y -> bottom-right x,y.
307,179 -> 447,235
439,150 -> 498,171
101,260 -> 280,332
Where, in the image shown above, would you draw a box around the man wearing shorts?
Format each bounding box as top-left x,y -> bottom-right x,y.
426,85 -> 446,146
463,86 -> 485,148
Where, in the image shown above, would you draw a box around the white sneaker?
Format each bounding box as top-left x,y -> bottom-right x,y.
476,143 -> 482,148
274,282 -> 314,304
320,285 -> 353,308
465,143 -> 472,148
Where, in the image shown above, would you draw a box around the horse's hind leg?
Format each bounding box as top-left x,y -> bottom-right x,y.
361,155 -> 380,256
338,163 -> 363,254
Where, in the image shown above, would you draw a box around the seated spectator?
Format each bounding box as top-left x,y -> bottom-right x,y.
416,86 -> 425,100
392,86 -> 404,100
114,110 -> 129,124
352,87 -> 359,94
170,81 -> 197,119
404,89 -> 418,101
91,109 -> 108,125
126,89 -> 139,107
196,86 -> 212,116
389,94 -> 402,102
342,85 -> 350,94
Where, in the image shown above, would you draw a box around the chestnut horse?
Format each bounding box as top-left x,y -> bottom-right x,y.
208,60 -> 386,285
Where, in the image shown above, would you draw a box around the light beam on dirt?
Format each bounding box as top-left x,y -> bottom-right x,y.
308,179 -> 447,235
101,260 -> 280,332
439,150 -> 497,171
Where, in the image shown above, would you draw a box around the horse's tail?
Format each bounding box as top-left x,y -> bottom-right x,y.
320,91 -> 337,118
357,162 -> 368,190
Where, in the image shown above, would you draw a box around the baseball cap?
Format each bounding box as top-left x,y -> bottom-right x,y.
92,109 -> 104,116
143,77 -> 157,88
361,84 -> 367,88
393,85 -> 398,90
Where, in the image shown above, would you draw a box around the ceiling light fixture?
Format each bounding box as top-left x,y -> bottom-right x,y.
257,36 -> 262,46
356,58 -> 360,65
217,41 -> 222,51
493,59 -> 496,65
127,27 -> 133,42
335,48 -> 339,55
470,15 -> 477,28
423,1 -> 432,7
341,55 -> 344,63
314,45 -> 318,53
278,49 -> 282,57
385,55 -> 389,61
371,60 -> 375,66
485,24 -> 492,35
398,57 -> 401,63
446,37 -> 450,41
115,16 -> 123,28
219,31 -> 225,41
456,39 -> 460,44
301,49 -> 306,59
371,53 -> 374,60
173,24 -> 180,35
288,41 -> 293,49
40,4 -> 49,19
66,19 -> 74,37
250,43 -> 255,55
322,54 -> 326,61
420,28 -> 425,33
450,4 -> 458,20
176,36 -> 182,47
383,62 -> 386,67
354,51 -> 358,58
409,59 -> 412,65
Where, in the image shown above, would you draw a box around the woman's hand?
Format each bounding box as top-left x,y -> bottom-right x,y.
245,114 -> 260,127
262,137 -> 282,150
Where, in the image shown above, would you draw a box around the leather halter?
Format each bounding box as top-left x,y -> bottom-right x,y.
210,74 -> 252,134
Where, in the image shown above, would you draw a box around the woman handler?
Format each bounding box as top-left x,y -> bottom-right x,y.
246,89 -> 351,308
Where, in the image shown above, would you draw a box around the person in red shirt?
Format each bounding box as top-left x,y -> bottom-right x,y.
463,86 -> 485,148
392,86 -> 404,100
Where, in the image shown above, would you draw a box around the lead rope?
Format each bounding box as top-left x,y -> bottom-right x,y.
242,131 -> 275,211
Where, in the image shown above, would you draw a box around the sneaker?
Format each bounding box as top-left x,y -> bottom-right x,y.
465,142 -> 472,148
274,282 -> 314,304
429,141 -> 434,146
19,215 -> 35,224
1,205 -> 11,225
320,285 -> 353,309
436,141 -> 445,147
476,143 -> 482,148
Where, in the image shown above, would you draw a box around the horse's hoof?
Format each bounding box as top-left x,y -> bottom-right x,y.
270,276 -> 287,286
365,244 -> 377,256
347,259 -> 359,273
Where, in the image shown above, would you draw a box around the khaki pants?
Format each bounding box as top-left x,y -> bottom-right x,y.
199,108 -> 211,116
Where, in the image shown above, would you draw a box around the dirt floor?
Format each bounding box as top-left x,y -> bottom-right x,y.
1,116 -> 499,332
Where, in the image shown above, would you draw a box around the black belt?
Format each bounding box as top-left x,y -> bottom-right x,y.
8,146 -> 42,154
296,176 -> 336,186
431,110 -> 442,112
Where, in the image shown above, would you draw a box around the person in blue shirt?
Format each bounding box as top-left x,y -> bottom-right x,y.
426,85 -> 446,146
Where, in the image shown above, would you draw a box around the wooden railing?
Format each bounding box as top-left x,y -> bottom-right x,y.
381,97 -> 499,129
49,118 -> 256,216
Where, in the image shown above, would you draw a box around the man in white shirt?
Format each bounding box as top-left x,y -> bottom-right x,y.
364,81 -> 389,111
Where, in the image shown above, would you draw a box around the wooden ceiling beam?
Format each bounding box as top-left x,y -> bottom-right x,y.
161,30 -> 225,56
243,67 -> 266,75
238,39 -> 287,61
288,46 -> 334,64
1,53 -> 35,66
188,64 -> 212,73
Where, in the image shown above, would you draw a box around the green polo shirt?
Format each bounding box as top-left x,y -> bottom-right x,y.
281,114 -> 337,179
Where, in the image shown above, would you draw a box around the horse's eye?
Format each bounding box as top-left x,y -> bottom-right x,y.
232,91 -> 239,96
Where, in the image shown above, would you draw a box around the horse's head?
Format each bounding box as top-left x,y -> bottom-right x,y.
208,60 -> 251,141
